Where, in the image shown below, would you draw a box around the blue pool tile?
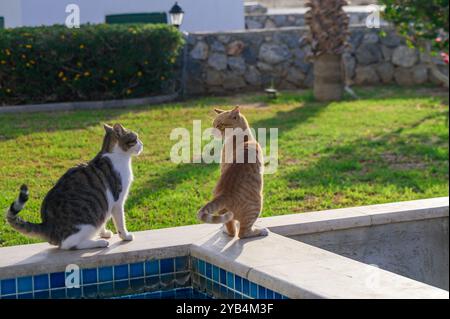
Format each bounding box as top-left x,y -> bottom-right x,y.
98,283 -> 114,296
250,282 -> 258,299
258,286 -> 267,299
50,272 -> 65,289
161,258 -> 175,274
18,293 -> 33,299
130,262 -> 144,278
227,288 -> 235,299
145,260 -> 159,276
130,278 -> 145,290
176,288 -> 193,299
282,295 -> 289,299
145,275 -> 160,291
212,265 -> 219,282
114,264 -> 129,280
274,292 -> 282,299
175,256 -> 189,272
266,289 -> 275,299
198,260 -> 205,276
191,257 -> 198,272
145,291 -> 162,299
114,280 -> 129,294
220,285 -> 228,299
161,274 -> 175,290
66,287 -> 82,299
82,268 -> 97,285
2,295 -> 17,299
51,288 -> 66,299
219,268 -> 227,285
1,279 -> 16,295
226,272 -> 234,289
161,290 -> 176,299
234,275 -> 242,292
34,290 -> 49,299
205,263 -> 212,279
83,284 -> 98,298
33,274 -> 49,291
17,276 -> 32,293
242,278 -> 250,296
98,266 -> 113,282
213,282 -> 220,296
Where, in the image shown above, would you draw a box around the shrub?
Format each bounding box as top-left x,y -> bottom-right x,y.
0,24 -> 185,105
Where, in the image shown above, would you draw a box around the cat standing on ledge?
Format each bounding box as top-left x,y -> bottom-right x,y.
197,107 -> 269,239
6,123 -> 143,250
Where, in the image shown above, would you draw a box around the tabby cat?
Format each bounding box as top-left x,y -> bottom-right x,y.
197,107 -> 269,238
6,123 -> 143,250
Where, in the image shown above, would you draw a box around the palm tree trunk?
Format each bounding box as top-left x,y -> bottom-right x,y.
313,54 -> 344,101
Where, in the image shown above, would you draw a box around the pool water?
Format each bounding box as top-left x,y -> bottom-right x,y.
112,287 -> 212,299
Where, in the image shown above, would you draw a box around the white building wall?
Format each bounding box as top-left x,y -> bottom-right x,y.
1,0 -> 245,32
0,0 -> 22,27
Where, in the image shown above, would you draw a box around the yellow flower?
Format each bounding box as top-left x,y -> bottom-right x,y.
25,44 -> 32,49
79,44 -> 85,49
144,60 -> 149,65
109,69 -> 114,74
62,77 -> 68,82
112,80 -> 117,84
77,62 -> 82,67
84,71 -> 91,77
5,49 -> 11,56
6,88 -> 11,93
58,71 -> 64,78
26,63 -> 31,67
126,89 -> 132,95
21,54 -> 26,59
0,60 -> 6,65
137,71 -> 143,77
30,60 -> 36,65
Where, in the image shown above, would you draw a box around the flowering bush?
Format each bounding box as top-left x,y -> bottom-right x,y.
0,24 -> 184,105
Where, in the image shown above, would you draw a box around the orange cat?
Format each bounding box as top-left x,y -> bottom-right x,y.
197,107 -> 269,238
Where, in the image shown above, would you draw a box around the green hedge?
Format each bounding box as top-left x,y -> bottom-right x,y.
0,24 -> 185,105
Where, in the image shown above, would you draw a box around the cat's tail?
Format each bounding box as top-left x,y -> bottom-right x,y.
197,196 -> 233,224
6,185 -> 48,240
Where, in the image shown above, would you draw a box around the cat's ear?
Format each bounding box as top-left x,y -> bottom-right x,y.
214,108 -> 225,114
113,123 -> 126,136
103,123 -> 114,133
230,106 -> 240,118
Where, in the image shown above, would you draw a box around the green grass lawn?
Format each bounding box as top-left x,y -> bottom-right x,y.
0,86 -> 448,247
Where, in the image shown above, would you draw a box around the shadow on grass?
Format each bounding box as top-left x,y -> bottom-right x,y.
284,110 -> 449,194
0,95 -> 233,141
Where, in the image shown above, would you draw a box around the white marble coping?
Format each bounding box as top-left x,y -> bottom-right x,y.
191,231 -> 448,299
0,197 -> 448,298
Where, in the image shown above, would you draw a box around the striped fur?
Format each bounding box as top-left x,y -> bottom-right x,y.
6,123 -> 143,249
197,107 -> 269,238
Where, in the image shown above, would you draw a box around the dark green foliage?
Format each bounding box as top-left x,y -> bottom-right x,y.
0,24 -> 184,105
381,0 -> 449,53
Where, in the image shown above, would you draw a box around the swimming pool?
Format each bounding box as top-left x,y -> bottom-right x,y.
0,255 -> 287,299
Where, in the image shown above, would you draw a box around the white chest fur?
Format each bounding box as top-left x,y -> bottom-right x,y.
103,146 -> 134,206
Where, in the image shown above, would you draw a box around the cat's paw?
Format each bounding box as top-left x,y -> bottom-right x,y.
222,226 -> 235,237
259,228 -> 270,237
100,229 -> 113,239
119,232 -> 134,241
97,239 -> 110,248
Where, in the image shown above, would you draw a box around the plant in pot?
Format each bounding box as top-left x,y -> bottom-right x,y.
305,0 -> 350,101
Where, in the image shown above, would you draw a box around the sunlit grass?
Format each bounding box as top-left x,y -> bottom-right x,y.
0,86 -> 448,247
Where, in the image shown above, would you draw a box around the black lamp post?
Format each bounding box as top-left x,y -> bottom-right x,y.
169,2 -> 184,29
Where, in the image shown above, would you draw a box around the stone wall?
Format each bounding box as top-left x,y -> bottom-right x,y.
245,11 -> 371,29
184,26 -> 447,95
